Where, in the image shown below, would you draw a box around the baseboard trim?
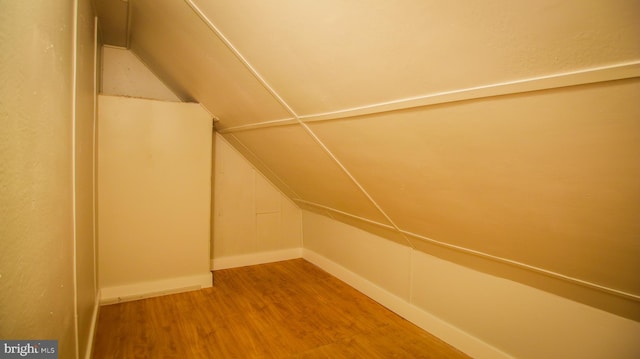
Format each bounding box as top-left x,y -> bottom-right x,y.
302,249 -> 512,359
211,248 -> 302,270
99,272 -> 213,305
84,294 -> 100,359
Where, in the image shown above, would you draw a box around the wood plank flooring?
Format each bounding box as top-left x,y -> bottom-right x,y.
93,259 -> 470,358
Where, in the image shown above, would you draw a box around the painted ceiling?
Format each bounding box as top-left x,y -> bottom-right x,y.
94,0 -> 640,319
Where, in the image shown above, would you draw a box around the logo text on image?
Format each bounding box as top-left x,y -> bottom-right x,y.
1,341 -> 57,358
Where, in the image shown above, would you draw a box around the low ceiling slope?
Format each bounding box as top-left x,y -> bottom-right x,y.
95,0 -> 640,318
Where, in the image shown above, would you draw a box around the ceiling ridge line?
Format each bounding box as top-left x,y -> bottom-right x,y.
297,60 -> 640,124
223,133 -> 302,201
299,122 -> 415,249
402,229 -> 640,302
184,0 -> 298,119
182,1 -> 410,246
293,199 -> 397,231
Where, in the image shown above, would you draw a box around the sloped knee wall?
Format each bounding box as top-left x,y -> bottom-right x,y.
302,211 -> 640,359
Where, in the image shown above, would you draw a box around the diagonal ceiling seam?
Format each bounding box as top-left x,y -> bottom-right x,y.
184,0 -> 296,118
403,228 -> 640,302
218,61 -> 640,134
298,122 -> 415,249
94,0 -> 640,316
216,118 -> 298,134
183,0 -> 414,248
125,45 -> 190,102
178,0 -> 640,304
293,199 -> 397,231
224,133 -> 302,201
297,61 -> 640,123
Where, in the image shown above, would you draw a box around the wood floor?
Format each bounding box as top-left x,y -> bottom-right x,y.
93,259 -> 470,358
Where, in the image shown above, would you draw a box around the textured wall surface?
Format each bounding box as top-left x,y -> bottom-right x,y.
1,1 -> 78,358
101,46 -> 180,101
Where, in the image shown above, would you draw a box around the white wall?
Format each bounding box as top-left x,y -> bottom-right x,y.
98,95 -> 212,303
302,210 -> 640,359
212,133 -> 302,269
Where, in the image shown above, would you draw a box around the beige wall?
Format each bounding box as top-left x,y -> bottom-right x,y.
212,133 -> 302,268
222,77 -> 640,321
302,211 -> 640,359
98,95 -> 212,302
101,45 -> 180,101
74,1 -> 99,358
306,78 -> 640,300
193,0 -> 640,117
137,0 -> 640,319
0,1 -> 98,358
86,1 -> 640,356
98,1 -> 640,320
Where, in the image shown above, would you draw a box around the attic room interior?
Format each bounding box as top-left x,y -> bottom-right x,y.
1,0 -> 639,358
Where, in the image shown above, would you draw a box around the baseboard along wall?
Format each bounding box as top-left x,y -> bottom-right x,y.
301,249 -> 511,359
211,248 -> 303,270
99,273 -> 213,305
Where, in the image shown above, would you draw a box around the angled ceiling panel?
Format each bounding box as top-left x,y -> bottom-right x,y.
220,133 -> 299,200
95,0 -> 129,47
128,0 -> 292,128
191,0 -> 640,116
307,79 -> 640,296
92,0 -> 640,318
231,124 -> 391,225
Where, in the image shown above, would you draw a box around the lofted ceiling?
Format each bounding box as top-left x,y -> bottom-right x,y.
94,0 -> 640,319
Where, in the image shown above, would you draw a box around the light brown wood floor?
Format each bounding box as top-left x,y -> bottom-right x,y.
93,259 -> 470,358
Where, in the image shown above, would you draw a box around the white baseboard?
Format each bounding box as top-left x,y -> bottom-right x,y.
211,248 -> 302,270
99,272 -> 213,305
302,249 -> 511,359
85,293 -> 100,359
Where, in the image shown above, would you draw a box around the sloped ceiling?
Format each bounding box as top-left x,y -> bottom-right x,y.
94,0 -> 640,319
